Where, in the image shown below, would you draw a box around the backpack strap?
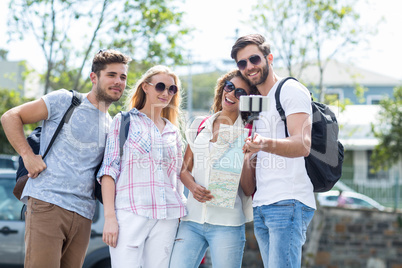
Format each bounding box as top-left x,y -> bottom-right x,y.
196,115 -> 211,137
245,123 -> 253,137
42,90 -> 82,159
274,77 -> 298,138
119,111 -> 131,157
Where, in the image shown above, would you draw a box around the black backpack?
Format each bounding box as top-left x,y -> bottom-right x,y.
14,91 -> 131,203
14,90 -> 82,200
118,111 -> 131,157
16,91 -> 82,178
94,111 -> 131,203
275,77 -> 344,192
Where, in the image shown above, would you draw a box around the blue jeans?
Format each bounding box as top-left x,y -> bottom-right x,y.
253,199 -> 315,268
169,221 -> 246,268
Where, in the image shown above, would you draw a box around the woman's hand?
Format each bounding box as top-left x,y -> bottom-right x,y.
191,184 -> 214,203
180,145 -> 214,203
103,216 -> 119,248
240,150 -> 257,196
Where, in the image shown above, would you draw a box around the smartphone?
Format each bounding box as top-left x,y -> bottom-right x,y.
239,95 -> 269,112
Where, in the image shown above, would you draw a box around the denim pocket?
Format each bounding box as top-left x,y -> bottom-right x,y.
263,200 -> 295,229
271,199 -> 295,207
301,205 -> 315,234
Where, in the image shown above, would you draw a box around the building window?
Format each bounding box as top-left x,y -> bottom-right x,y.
367,95 -> 383,105
325,88 -> 344,103
367,150 -> 389,180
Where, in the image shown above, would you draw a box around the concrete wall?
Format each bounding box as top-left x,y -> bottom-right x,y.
241,207 -> 402,268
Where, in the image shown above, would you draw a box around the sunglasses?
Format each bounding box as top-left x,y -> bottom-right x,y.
224,81 -> 248,100
236,54 -> 266,70
147,82 -> 178,95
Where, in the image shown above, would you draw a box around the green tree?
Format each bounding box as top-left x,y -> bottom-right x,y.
8,0 -> 81,94
0,49 -> 8,60
181,71 -> 224,111
7,0 -> 189,95
0,89 -> 36,154
371,86 -> 402,172
248,0 -> 375,102
306,0 -> 370,102
249,0 -> 311,78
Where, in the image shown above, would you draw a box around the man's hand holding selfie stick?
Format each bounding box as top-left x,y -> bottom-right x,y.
240,95 -> 269,155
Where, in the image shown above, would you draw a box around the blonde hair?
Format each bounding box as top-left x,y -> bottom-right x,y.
126,65 -> 182,127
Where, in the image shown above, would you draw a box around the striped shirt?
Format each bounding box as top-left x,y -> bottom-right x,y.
97,108 -> 186,219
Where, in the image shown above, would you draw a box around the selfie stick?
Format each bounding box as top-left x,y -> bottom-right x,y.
239,95 -> 269,141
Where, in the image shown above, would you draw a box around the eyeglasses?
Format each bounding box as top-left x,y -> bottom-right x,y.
147,82 -> 178,95
224,81 -> 248,100
236,54 -> 266,70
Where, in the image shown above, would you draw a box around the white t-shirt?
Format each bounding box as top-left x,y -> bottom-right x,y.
253,79 -> 316,210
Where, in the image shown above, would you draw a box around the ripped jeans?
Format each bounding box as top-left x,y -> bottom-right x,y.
110,209 -> 179,268
169,221 -> 246,268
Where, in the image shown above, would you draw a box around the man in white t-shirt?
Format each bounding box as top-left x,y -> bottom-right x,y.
231,34 -> 316,267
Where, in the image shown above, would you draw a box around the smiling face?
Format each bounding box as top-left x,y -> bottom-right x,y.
143,73 -> 176,109
221,76 -> 251,114
92,62 -> 128,104
236,44 -> 271,87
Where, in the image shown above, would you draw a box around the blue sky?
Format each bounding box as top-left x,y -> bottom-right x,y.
1,0 -> 401,80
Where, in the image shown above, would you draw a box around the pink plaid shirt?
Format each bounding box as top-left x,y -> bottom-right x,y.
97,109 -> 186,219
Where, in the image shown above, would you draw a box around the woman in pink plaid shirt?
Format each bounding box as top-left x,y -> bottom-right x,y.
97,65 -> 186,267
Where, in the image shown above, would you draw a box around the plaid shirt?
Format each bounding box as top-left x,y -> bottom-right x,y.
97,109 -> 186,219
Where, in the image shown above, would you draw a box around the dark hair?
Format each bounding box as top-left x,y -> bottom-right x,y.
230,34 -> 271,62
211,69 -> 259,123
91,49 -> 132,77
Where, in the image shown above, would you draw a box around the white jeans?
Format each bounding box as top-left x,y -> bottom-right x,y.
110,209 -> 179,268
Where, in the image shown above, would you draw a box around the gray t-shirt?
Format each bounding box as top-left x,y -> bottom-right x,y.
22,89 -> 111,219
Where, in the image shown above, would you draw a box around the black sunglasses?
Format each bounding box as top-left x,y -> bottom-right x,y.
224,81 -> 248,100
147,82 -> 178,96
236,54 -> 266,70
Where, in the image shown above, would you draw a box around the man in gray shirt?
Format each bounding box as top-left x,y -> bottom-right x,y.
1,49 -> 131,267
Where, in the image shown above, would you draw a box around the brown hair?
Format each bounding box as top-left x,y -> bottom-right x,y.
126,65 -> 182,127
211,69 -> 259,113
91,49 -> 132,77
230,34 -> 271,62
